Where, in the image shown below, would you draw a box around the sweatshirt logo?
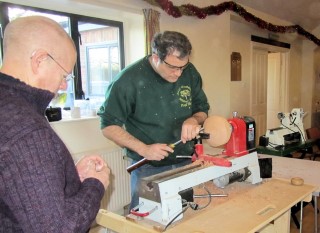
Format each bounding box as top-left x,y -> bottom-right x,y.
177,86 -> 192,108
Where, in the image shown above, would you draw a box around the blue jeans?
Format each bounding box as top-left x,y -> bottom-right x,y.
129,159 -> 192,210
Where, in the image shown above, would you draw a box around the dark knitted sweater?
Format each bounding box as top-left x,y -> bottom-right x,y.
0,73 -> 105,233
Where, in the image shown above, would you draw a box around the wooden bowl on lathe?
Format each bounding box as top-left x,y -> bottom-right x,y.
203,115 -> 232,147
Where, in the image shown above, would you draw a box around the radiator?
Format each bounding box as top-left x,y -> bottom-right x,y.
99,148 -> 131,215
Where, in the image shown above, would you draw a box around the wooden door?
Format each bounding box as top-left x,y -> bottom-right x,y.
251,48 -> 268,139
267,52 -> 281,129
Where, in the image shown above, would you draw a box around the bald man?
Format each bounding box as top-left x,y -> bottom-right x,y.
0,16 -> 110,233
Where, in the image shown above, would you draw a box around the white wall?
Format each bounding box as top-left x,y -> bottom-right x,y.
3,0 -> 317,135
229,18 -> 303,108
50,117 -> 117,157
229,12 -> 314,129
301,41 -> 318,127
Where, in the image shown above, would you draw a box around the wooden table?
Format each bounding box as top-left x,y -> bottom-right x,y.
256,139 -> 315,158
259,154 -> 320,232
96,178 -> 315,233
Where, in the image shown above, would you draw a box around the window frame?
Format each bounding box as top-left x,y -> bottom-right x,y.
0,2 -> 125,100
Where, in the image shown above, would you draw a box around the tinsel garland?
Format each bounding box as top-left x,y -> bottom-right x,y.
143,0 -> 320,46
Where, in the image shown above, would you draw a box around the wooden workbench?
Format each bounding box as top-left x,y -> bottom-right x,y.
258,154 -> 320,232
96,178 -> 315,233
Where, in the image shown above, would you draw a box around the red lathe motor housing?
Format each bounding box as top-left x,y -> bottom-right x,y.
222,116 -> 256,157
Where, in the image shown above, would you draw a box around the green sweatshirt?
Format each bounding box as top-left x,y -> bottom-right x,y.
98,56 -> 210,166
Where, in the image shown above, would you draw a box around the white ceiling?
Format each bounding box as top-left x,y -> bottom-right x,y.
96,0 -> 320,33
233,0 -> 320,32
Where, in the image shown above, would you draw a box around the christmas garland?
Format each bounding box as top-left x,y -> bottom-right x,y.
143,0 -> 320,46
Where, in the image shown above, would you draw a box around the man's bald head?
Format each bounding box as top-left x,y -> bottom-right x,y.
1,16 -> 77,93
3,16 -> 75,61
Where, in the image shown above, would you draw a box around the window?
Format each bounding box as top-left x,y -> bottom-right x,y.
79,21 -> 120,100
86,44 -> 119,97
0,2 -> 124,109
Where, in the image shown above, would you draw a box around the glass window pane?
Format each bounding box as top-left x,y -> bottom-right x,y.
8,7 -> 69,31
79,21 -> 120,105
87,46 -> 109,96
111,46 -> 120,79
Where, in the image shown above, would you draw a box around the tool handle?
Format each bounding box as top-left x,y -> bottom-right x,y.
126,158 -> 148,174
126,140 -> 181,173
168,139 -> 182,148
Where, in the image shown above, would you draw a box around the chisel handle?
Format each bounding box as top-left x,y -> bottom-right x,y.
126,158 -> 148,174
126,139 -> 183,174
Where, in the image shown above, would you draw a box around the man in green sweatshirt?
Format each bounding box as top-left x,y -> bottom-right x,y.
98,31 -> 210,210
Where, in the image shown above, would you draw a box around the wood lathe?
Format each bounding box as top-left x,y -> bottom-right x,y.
128,114 -> 262,227
96,114 -> 316,233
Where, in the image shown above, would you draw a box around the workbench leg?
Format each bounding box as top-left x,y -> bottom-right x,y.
299,201 -> 303,233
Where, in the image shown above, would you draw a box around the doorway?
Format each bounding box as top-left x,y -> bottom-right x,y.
250,42 -> 289,139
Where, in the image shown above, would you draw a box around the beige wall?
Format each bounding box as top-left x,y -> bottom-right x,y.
229,17 -> 304,115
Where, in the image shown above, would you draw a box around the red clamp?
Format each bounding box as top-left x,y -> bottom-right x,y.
130,202 -> 158,217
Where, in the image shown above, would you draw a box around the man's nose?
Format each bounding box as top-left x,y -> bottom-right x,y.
59,79 -> 68,91
173,68 -> 183,76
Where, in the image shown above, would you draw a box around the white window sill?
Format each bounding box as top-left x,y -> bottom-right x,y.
49,115 -> 99,124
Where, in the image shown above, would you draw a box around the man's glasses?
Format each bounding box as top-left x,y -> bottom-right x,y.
162,59 -> 189,71
47,54 -> 75,82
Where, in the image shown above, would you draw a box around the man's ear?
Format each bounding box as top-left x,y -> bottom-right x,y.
151,53 -> 160,64
30,49 -> 48,74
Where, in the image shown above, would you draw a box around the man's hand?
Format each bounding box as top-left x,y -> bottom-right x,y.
181,119 -> 202,143
76,155 -> 110,190
139,143 -> 174,161
181,113 -> 207,143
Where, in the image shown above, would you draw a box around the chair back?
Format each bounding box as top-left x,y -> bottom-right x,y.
306,127 -> 320,140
